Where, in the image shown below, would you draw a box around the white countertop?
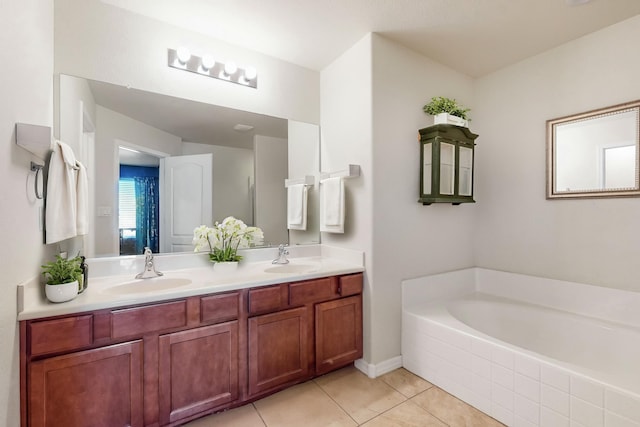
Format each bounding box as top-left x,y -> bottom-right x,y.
17,245 -> 364,321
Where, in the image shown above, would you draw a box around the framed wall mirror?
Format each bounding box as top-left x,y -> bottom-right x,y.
58,74 -> 320,258
547,100 -> 640,199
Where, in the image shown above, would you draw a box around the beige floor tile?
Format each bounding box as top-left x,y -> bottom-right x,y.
360,400 -> 447,427
380,368 -> 433,398
183,404 -> 266,427
315,366 -> 407,424
411,387 -> 504,427
254,381 -> 356,427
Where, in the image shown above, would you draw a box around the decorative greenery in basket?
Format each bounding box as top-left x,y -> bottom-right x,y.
193,216 -> 264,263
41,254 -> 83,285
423,96 -> 471,120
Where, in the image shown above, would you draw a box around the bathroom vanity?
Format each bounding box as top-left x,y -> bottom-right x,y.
18,253 -> 364,427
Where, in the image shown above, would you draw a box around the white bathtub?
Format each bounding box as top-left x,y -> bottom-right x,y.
402,268 -> 640,427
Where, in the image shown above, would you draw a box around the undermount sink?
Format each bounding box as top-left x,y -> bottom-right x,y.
263,264 -> 317,274
101,277 -> 192,295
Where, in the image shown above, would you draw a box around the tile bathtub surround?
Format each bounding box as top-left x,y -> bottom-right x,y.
402,310 -> 640,427
183,367 -> 505,426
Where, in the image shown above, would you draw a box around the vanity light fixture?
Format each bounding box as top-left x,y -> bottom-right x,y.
167,48 -> 258,89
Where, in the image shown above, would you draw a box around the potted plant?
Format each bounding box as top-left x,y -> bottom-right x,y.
423,96 -> 471,127
41,254 -> 83,303
193,216 -> 264,272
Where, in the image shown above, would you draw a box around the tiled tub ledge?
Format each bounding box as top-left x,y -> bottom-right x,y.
401,268 -> 640,427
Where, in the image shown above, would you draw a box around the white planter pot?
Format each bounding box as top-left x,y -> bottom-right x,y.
213,261 -> 239,273
45,280 -> 79,303
434,113 -> 468,128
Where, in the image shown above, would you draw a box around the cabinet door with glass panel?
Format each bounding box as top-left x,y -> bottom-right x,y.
418,124 -> 478,205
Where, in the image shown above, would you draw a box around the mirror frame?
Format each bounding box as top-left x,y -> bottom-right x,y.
546,100 -> 640,199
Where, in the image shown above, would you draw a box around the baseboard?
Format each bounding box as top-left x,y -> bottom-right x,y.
354,356 -> 403,378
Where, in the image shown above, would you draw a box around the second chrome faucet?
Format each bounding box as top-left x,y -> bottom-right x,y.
272,244 -> 290,265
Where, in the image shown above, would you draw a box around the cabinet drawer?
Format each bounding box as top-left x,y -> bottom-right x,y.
338,273 -> 363,297
248,285 -> 283,315
289,277 -> 336,306
201,292 -> 239,324
29,315 -> 93,356
111,300 -> 187,339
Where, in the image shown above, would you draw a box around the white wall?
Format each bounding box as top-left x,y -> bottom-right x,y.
0,1 -> 53,425
288,120 -> 321,245
370,34 -> 475,364
320,34 -> 375,360
54,0 -> 320,125
473,15 -> 640,291
321,33 -> 475,365
182,142 -> 254,225
254,135 -> 288,245
94,106 -> 182,256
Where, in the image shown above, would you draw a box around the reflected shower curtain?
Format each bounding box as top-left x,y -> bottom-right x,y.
134,176 -> 159,254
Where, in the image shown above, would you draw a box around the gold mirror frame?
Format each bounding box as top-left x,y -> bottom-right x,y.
546,100 -> 640,199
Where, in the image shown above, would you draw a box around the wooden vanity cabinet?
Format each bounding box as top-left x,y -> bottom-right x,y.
28,340 -> 143,427
158,321 -> 239,425
246,273 -> 363,399
21,273 -> 363,426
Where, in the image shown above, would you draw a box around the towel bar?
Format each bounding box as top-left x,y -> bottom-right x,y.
320,164 -> 360,180
285,175 -> 315,187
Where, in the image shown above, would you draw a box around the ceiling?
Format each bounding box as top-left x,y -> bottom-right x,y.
87,79 -> 288,153
102,0 -> 640,77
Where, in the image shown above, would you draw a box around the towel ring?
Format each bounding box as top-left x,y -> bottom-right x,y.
30,161 -> 44,200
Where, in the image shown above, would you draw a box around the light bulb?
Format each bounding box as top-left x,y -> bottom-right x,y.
244,66 -> 257,81
201,54 -> 215,70
176,47 -> 191,65
224,61 -> 238,76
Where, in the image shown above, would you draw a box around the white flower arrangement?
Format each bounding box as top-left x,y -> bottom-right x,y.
193,216 -> 264,263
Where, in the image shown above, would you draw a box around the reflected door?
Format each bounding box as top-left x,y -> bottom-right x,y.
160,154 -> 213,252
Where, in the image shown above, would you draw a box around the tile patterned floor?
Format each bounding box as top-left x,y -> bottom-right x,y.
183,366 -> 505,427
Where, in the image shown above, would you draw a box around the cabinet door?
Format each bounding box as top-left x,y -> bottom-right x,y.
248,307 -> 309,396
315,295 -> 363,375
158,321 -> 239,425
28,341 -> 143,427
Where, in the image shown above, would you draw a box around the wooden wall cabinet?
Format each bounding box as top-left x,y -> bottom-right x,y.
21,273 -> 363,426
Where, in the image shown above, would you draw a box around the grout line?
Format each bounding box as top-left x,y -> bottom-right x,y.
313,377 -> 361,425
251,402 -> 269,427
408,389 -> 452,427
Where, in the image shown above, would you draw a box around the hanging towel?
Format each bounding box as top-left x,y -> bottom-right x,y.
320,177 -> 344,233
45,140 -> 79,243
287,184 -> 308,230
76,160 -> 89,235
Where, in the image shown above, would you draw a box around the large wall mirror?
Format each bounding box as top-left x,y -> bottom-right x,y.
58,74 -> 320,258
547,100 -> 640,199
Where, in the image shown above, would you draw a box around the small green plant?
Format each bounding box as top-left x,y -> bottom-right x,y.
423,96 -> 470,120
41,254 -> 83,285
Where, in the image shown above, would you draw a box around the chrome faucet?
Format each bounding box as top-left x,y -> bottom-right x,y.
272,244 -> 290,265
136,247 -> 164,279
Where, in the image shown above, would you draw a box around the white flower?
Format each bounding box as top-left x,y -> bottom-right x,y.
193,217 -> 264,262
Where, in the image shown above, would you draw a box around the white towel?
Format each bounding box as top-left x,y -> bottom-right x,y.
45,141 -> 79,243
76,160 -> 89,235
320,177 -> 344,233
287,184 -> 308,230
